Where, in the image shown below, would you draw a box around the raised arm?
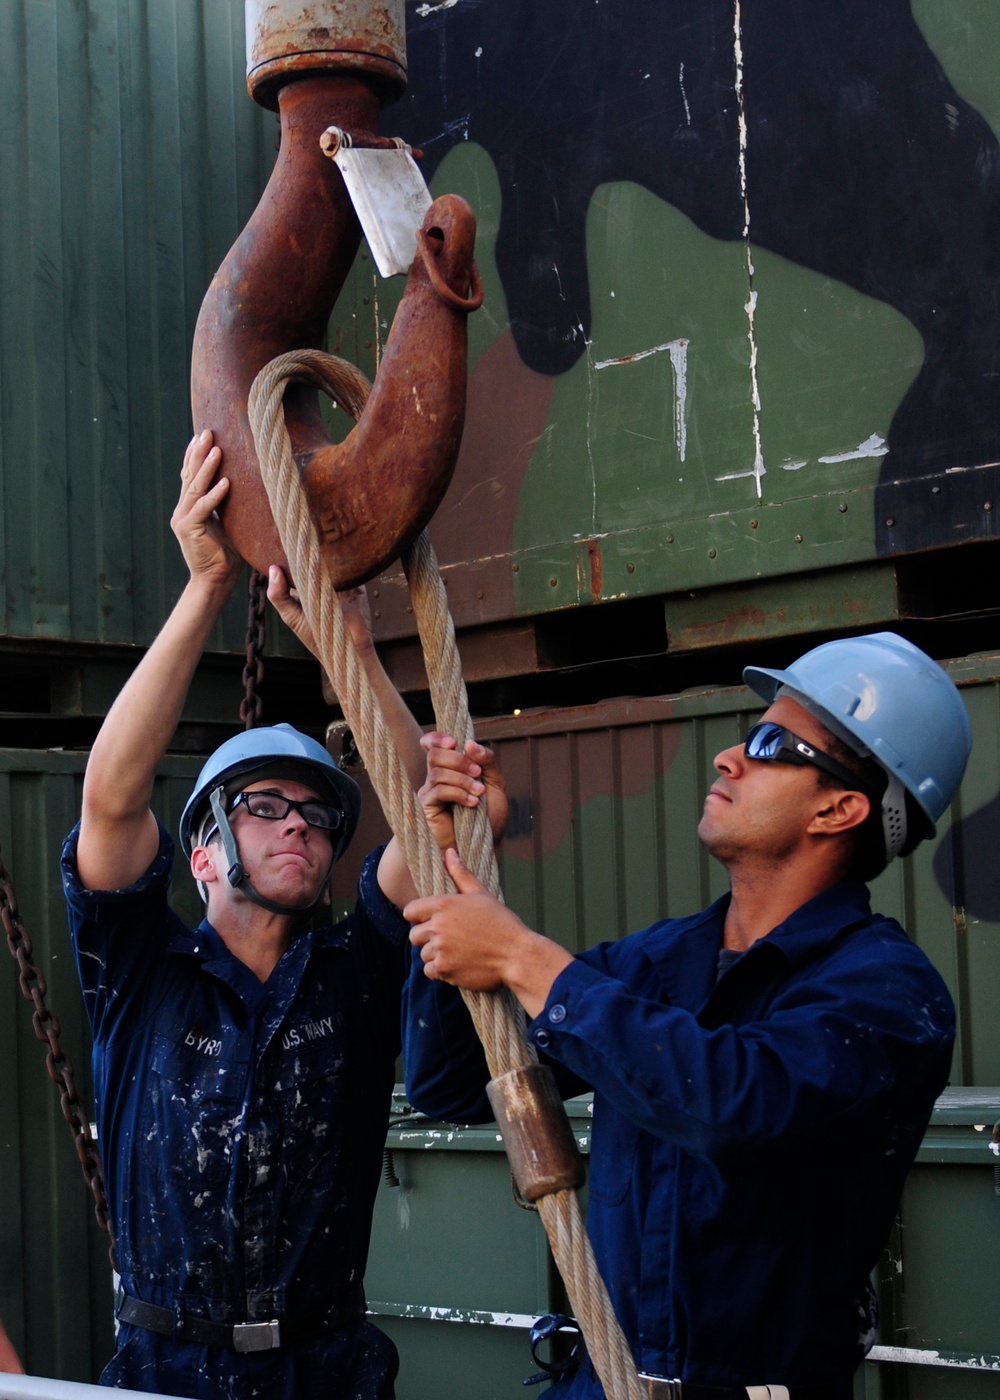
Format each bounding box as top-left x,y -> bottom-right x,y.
76,432 -> 243,891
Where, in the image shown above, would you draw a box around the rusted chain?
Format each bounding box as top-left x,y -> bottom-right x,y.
248,348 -> 644,1400
0,847 -> 117,1268
240,569 -> 269,729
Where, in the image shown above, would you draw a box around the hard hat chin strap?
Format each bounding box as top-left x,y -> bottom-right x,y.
207,786 -> 333,918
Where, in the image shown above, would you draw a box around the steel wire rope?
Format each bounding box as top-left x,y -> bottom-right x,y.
248,346 -> 644,1400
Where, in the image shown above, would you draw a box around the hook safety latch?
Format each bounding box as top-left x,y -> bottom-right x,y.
322,126 -> 433,277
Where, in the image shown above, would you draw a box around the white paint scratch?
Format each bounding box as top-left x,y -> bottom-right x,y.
669,338 -> 688,461
781,459 -> 808,472
867,1346 -> 1000,1373
818,434 -> 888,463
679,62 -> 692,125
734,0 -> 765,497
595,338 -> 688,462
715,469 -> 757,482
396,1189 -> 411,1231
414,0 -> 458,15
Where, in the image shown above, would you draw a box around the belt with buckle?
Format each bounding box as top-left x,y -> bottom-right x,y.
116,1284 -> 366,1353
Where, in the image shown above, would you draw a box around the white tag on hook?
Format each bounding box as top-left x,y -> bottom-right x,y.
329,136 -> 433,278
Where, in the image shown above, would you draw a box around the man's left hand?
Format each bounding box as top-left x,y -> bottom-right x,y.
406,849 -> 572,1017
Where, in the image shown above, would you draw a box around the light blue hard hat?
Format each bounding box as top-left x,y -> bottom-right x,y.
744,632 -> 971,839
180,723 -> 361,862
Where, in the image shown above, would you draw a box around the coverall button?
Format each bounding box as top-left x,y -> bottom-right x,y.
548,1004 -> 567,1023
535,1029 -> 551,1049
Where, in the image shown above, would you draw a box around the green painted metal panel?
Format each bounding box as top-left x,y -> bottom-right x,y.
0,0 -> 304,655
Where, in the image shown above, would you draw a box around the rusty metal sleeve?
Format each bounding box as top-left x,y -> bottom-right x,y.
487,1065 -> 587,1202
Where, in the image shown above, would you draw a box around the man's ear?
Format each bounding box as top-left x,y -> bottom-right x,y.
808,789 -> 871,838
190,844 -> 221,885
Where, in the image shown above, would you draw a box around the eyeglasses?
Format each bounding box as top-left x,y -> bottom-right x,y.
744,722 -> 876,796
229,790 -> 345,832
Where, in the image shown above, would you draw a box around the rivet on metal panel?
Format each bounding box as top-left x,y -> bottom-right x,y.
665,535 -> 675,544
549,577 -> 558,587
794,534 -> 804,544
985,501 -> 994,512
931,485 -> 941,495
626,563 -> 635,574
750,520 -> 758,530
512,563 -> 520,573
838,503 -> 848,513
885,518 -> 895,527
707,549 -> 717,559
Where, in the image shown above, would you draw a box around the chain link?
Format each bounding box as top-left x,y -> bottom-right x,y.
1,850 -> 117,1267
240,569 -> 268,729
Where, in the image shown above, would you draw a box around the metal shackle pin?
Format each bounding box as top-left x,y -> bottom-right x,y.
486,1064 -> 586,1203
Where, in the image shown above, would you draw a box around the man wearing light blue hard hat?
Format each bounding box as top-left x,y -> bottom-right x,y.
60,431 -> 455,1400
402,630 -> 972,1400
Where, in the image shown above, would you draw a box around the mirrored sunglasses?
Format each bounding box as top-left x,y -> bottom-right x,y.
744,722 -> 876,797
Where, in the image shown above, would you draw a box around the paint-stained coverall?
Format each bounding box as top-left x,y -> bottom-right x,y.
402,881 -> 955,1399
63,822 -> 409,1400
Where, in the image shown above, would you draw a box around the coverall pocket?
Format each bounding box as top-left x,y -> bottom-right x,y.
586,1109 -> 640,1206
141,1033 -> 249,1186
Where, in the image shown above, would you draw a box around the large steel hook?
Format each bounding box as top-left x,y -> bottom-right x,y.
190,2 -> 481,588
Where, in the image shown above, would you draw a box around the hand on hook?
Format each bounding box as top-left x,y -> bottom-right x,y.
171,430 -> 243,596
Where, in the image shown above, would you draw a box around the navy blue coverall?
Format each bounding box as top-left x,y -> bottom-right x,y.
402,881 -> 956,1398
64,822 -> 409,1400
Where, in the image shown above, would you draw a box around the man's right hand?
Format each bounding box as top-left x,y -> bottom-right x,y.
77,429 -> 244,892
171,430 -> 243,595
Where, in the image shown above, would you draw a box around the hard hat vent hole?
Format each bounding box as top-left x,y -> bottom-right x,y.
426,226 -> 445,246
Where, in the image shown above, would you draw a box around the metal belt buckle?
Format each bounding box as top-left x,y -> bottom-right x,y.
637,1373 -> 683,1400
233,1320 -> 281,1353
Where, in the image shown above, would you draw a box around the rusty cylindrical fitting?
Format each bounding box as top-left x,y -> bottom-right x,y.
487,1064 -> 587,1204
246,0 -> 407,110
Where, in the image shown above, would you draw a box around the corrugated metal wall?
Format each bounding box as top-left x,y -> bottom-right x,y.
0,0 -> 271,650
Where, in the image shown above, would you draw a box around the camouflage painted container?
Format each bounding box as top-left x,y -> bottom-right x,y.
319,1 -> 1000,661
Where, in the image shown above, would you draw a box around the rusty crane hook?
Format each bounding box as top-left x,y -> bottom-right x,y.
190,2 -> 481,589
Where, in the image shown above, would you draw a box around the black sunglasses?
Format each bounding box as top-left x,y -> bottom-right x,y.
744,722 -> 876,796
229,790 -> 345,832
